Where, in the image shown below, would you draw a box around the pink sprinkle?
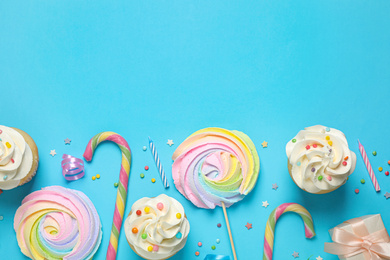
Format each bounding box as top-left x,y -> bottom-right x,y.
306,145 -> 310,150
217,223 -> 221,228
145,166 -> 149,171
153,245 -> 159,252
342,161 -> 347,166
327,176 -> 332,181
0,130 -> 2,134
11,158 -> 14,163
355,189 -> 359,194
157,203 -> 164,210
313,144 -> 317,148
198,242 -> 202,247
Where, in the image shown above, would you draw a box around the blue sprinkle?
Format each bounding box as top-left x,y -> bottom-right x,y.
176,232 -> 182,239
297,162 -> 301,166
3,175 -> 7,180
326,127 -> 330,132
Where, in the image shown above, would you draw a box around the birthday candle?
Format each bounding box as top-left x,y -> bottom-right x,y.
358,140 -> 380,192
149,137 -> 169,189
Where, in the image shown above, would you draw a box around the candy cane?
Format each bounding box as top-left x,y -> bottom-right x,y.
263,203 -> 315,260
84,132 -> 132,260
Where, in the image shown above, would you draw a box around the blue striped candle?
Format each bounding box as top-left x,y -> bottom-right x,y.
149,137 -> 169,188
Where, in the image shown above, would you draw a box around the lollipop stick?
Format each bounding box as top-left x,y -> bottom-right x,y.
221,202 -> 238,260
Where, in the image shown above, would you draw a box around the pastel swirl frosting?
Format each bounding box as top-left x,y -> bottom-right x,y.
14,186 -> 102,260
0,125 -> 33,190
125,194 -> 190,260
172,127 -> 260,209
286,125 -> 356,194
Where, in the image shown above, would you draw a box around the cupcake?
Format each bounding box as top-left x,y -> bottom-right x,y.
0,125 -> 39,190
125,194 -> 190,260
286,125 -> 356,194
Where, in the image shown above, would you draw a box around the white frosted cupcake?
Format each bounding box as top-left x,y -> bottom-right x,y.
0,126 -> 39,190
124,194 -> 190,260
286,125 -> 356,194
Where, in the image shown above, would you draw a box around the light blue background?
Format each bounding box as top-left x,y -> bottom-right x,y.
1,1 -> 390,259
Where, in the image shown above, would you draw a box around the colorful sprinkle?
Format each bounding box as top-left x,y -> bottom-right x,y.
344,156 -> 349,160
311,168 -> 315,172
325,136 -> 330,141
176,213 -> 182,219
195,251 -> 200,256
296,161 -> 301,166
145,207 -> 150,213
355,189 -> 359,194
198,242 -> 202,247
292,139 -> 296,143
0,130 -> 2,134
372,151 -> 377,156
329,149 -> 332,153
176,232 -> 182,239
325,127 -> 330,132
328,141 -> 333,146
211,245 -> 216,250
10,158 -> 14,163
386,171 -> 389,176
5,142 -> 11,149
132,227 -> 138,234
379,167 -> 383,172
327,176 -> 332,181
92,176 -> 96,181
114,182 -> 118,187
142,233 -> 147,239
136,210 -> 142,216
147,246 -> 153,252
3,175 -> 7,180
140,173 -> 145,178
217,223 -> 221,228
342,161 -> 347,166
151,178 -> 156,183
318,176 -> 323,181
305,145 -> 310,150
145,166 -> 149,171
96,174 -> 100,179
313,144 -> 317,148
216,239 -> 220,244
153,245 -> 159,252
388,160 -> 390,165
143,146 -> 147,151
361,179 -> 365,184
157,203 -> 164,210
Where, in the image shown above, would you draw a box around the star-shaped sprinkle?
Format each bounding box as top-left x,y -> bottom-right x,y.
385,192 -> 390,199
292,252 -> 299,258
316,256 -> 323,260
261,141 -> 268,148
272,183 -> 278,190
167,139 -> 174,146
262,201 -> 269,208
245,223 -> 252,230
50,150 -> 56,157
64,138 -> 71,145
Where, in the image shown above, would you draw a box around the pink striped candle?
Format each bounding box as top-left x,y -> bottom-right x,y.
358,140 -> 380,192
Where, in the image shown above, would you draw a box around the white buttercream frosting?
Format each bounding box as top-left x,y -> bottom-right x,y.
286,125 -> 356,194
0,126 -> 33,190
125,194 -> 190,260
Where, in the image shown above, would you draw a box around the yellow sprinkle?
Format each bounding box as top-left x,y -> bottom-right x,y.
145,207 -> 150,213
379,167 -> 383,172
176,213 -> 182,219
147,246 -> 153,252
92,176 -> 96,181
325,136 -> 330,141
96,174 -> 101,179
5,142 -> 11,148
151,178 -> 156,183
328,141 -> 333,146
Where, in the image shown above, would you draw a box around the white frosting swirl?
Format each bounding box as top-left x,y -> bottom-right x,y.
286,125 -> 356,194
0,126 -> 33,190
125,194 -> 190,260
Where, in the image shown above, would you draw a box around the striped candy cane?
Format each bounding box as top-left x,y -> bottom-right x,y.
149,137 -> 169,188
84,132 -> 132,260
358,140 -> 380,192
263,203 -> 315,260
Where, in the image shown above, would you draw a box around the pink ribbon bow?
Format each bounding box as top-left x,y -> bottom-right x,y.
324,217 -> 390,259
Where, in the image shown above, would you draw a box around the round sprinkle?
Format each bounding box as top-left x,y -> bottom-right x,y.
313,144 -> 317,148
342,161 -> 347,166
176,232 -> 182,239
143,146 -> 147,151
216,239 -> 220,244
361,179 -> 365,184
211,245 -> 216,250
195,251 -> 200,256
297,162 -> 301,166
355,189 -> 359,194
144,207 -> 150,213
327,176 -> 332,181
388,160 -> 390,165
379,167 -> 383,172
292,139 -> 296,143
0,130 -> 2,134
142,233 -> 147,239
136,210 -> 142,216
153,245 -> 159,252
329,149 -> 332,153
0,215 -> 3,221
372,151 -> 377,156
198,242 -> 202,247
96,174 -> 100,179
318,176 -> 323,181
114,182 -> 118,187
328,141 -> 333,146
385,171 -> 389,176
217,223 -> 221,228
325,127 -> 330,132
132,227 -> 138,234
311,168 -> 315,172
147,246 -> 153,252
157,203 -> 164,211
325,136 -> 330,141
145,166 -> 149,171
305,145 -> 310,150
5,142 -> 11,148
151,178 -> 156,183
92,176 -> 96,181
176,213 -> 182,219
140,173 -> 145,178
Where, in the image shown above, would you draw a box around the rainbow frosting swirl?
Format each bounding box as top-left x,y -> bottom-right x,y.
172,127 -> 260,209
14,186 -> 102,260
